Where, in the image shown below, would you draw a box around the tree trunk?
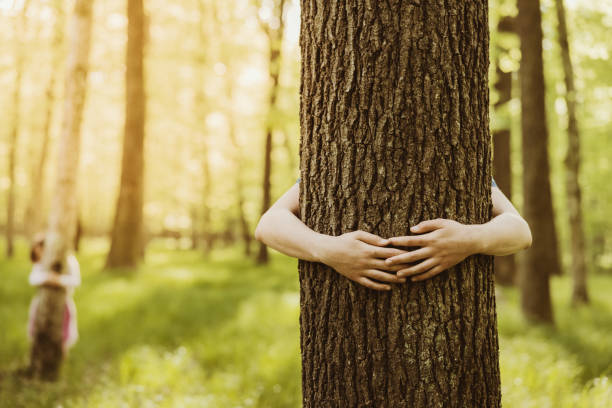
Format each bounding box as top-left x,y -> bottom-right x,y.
493,15 -> 516,286
106,0 -> 147,269
190,205 -> 199,250
215,4 -> 252,257
281,129 -> 296,176
74,216 -> 83,252
517,0 -> 558,324
227,102 -> 252,257
24,0 -> 64,239
555,0 -> 588,305
196,0 -> 213,255
256,0 -> 287,264
28,0 -> 93,381
6,0 -> 30,257
298,2 -> 500,406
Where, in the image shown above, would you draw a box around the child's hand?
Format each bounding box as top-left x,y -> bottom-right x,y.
317,231 -> 408,291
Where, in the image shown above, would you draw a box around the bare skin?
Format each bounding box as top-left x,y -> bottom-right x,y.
254,182 -> 532,290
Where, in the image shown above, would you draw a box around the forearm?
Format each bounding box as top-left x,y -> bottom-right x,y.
470,213 -> 532,256
255,208 -> 331,262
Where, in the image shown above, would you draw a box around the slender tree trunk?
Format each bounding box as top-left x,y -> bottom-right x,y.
493,15 -> 516,286
28,0 -> 93,381
228,107 -> 252,257
256,0 -> 287,264
6,0 -> 30,257
299,2 -> 500,406
74,216 -> 82,252
517,0 -> 558,323
106,0 -> 147,268
196,0 -> 213,255
281,128 -> 297,179
24,0 -> 65,239
200,148 -> 212,253
555,0 -> 588,305
190,205 -> 199,250
222,57 -> 252,256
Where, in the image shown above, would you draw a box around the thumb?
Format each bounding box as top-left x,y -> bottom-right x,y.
354,230 -> 389,246
411,218 -> 446,234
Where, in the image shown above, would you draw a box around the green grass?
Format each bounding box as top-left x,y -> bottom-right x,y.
0,239 -> 611,407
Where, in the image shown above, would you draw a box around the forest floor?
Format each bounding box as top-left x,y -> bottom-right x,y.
0,238 -> 611,407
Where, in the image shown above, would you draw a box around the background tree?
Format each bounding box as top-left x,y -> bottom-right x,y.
5,0 -> 29,257
298,1 -> 500,406
23,0 -> 64,239
492,14 -> 517,286
255,0 -> 287,264
226,67 -> 252,257
193,0 -> 213,254
28,0 -> 93,381
517,0 -> 559,324
106,0 -> 147,268
555,0 -> 589,305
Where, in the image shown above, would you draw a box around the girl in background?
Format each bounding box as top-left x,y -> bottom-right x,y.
27,233 -> 81,352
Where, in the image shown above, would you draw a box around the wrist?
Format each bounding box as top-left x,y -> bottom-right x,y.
466,224 -> 486,254
311,233 -> 335,264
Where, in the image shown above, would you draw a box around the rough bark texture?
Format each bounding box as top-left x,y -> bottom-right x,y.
24,0 -> 64,239
106,0 -> 147,268
6,0 -> 30,257
492,15 -> 516,286
298,1 -> 500,406
555,0 -> 588,305
28,0 -> 93,381
256,0 -> 287,264
517,0 -> 558,323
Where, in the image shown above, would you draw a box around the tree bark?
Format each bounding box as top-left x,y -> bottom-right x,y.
555,0 -> 588,305
492,15 -> 516,286
517,0 -> 559,323
256,0 -> 287,264
298,2 -> 500,406
28,0 -> 93,381
5,0 -> 30,257
106,0 -> 147,268
24,0 -> 65,239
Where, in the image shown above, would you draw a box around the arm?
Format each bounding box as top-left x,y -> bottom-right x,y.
28,256 -> 81,288
254,183 -> 327,262
473,185 -> 533,255
386,186 -> 532,281
254,182 -> 408,290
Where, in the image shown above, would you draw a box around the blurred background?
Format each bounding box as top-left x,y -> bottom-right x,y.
0,0 -> 611,406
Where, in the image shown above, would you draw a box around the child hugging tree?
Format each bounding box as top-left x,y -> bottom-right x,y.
27,233 -> 81,353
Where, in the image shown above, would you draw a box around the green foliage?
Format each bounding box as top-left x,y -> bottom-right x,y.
497,277 -> 612,407
1,240 -> 611,407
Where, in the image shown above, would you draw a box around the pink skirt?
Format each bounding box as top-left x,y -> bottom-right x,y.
27,294 -> 79,351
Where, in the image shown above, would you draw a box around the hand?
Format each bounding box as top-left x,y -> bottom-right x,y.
318,230 -> 408,291
385,219 -> 480,282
